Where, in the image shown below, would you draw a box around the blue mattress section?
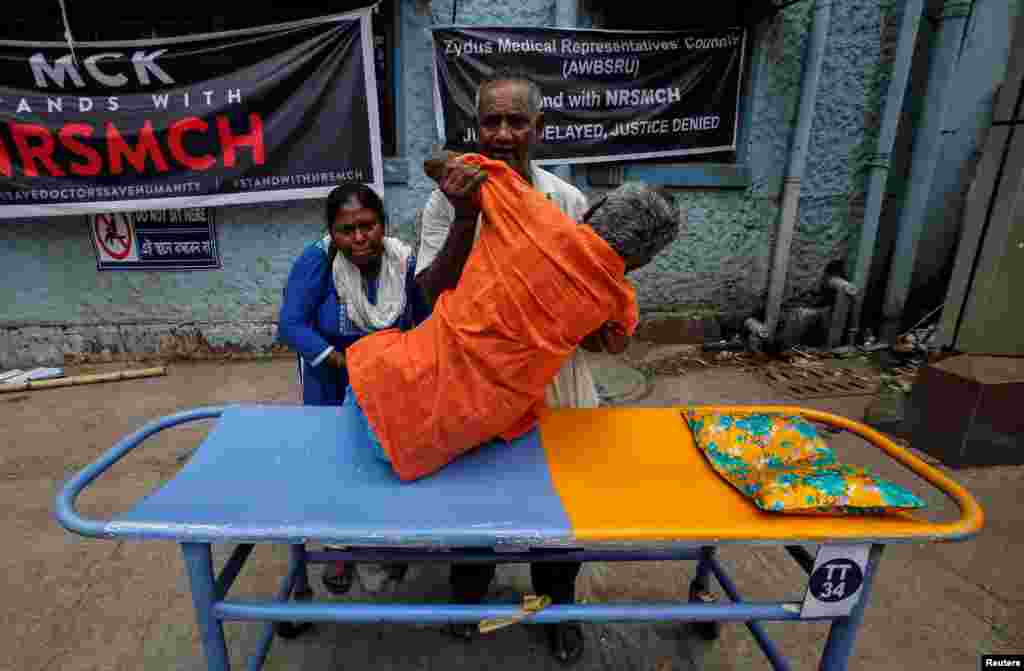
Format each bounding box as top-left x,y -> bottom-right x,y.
111,405 -> 574,547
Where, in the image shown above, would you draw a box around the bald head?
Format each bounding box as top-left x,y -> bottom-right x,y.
474,68 -> 543,118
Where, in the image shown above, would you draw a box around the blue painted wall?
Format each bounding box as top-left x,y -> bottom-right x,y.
0,0 -> 1009,366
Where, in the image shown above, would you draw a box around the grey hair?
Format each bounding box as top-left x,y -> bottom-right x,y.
586,182 -> 680,269
474,67 -> 543,118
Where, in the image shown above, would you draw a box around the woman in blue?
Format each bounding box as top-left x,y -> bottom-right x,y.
280,183 -> 427,406
279,182 -> 428,593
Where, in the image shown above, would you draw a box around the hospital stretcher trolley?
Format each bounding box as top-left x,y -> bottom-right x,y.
56,404 -> 984,671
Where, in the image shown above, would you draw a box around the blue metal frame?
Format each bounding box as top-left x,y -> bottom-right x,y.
173,540 -> 880,671
710,554 -> 793,671
304,548 -> 704,563
818,544 -> 884,671
56,406 -> 226,538
56,409 -> 888,671
182,543 -> 231,671
216,594 -> 815,624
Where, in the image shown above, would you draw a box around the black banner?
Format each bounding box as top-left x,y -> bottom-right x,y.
432,26 -> 745,165
0,9 -> 381,218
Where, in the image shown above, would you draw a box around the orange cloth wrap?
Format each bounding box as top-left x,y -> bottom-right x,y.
347,155 -> 639,481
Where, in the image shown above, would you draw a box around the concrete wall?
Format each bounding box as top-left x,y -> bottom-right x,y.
1,0 -> 893,366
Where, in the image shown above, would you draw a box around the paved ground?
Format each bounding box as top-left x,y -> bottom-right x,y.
3,349 -> 1021,670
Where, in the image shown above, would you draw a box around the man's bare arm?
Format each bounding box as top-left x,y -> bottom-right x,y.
415,215 -> 478,308
416,153 -> 487,308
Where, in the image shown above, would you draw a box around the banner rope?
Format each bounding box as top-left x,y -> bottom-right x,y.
56,0 -> 78,65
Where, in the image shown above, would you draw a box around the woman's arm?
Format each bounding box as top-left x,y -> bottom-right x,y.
580,322 -> 630,354
598,322 -> 630,354
278,244 -> 335,366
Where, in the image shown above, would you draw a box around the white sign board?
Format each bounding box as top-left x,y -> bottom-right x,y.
800,544 -> 871,618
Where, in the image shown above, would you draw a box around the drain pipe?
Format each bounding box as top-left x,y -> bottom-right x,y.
880,0 -> 972,340
746,0 -> 832,343
835,0 -> 926,346
555,0 -> 577,35
551,0 -> 577,184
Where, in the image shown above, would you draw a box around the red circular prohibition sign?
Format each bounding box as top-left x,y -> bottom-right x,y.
95,214 -> 133,260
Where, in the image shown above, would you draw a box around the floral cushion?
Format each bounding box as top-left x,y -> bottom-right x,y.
682,409 -> 926,514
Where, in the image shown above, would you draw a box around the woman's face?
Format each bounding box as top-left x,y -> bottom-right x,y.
331,204 -> 384,268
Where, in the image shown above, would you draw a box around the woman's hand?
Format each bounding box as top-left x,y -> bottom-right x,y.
597,322 -> 629,355
326,351 -> 346,369
580,322 -> 629,354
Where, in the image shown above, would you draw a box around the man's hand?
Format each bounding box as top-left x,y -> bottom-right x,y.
424,151 -> 487,220
326,350 -> 346,369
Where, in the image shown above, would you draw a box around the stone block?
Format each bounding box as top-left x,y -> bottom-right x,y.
635,312 -> 722,344
119,324 -> 176,356
907,355 -> 1024,467
0,329 -> 14,370
65,325 -> 123,355
202,322 -> 276,352
9,326 -> 63,367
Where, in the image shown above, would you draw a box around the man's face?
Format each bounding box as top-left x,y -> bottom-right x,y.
476,80 -> 542,181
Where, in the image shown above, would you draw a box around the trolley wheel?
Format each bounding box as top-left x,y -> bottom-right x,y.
275,587 -> 315,639
688,580 -> 721,641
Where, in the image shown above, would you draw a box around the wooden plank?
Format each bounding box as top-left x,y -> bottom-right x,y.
995,8 -> 1024,122
957,121 -> 1024,354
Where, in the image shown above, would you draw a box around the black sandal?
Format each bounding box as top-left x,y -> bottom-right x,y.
546,622 -> 585,666
321,561 -> 354,595
386,562 -> 409,582
274,621 -> 313,639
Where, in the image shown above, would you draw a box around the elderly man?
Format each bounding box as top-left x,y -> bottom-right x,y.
413,68 -> 630,664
